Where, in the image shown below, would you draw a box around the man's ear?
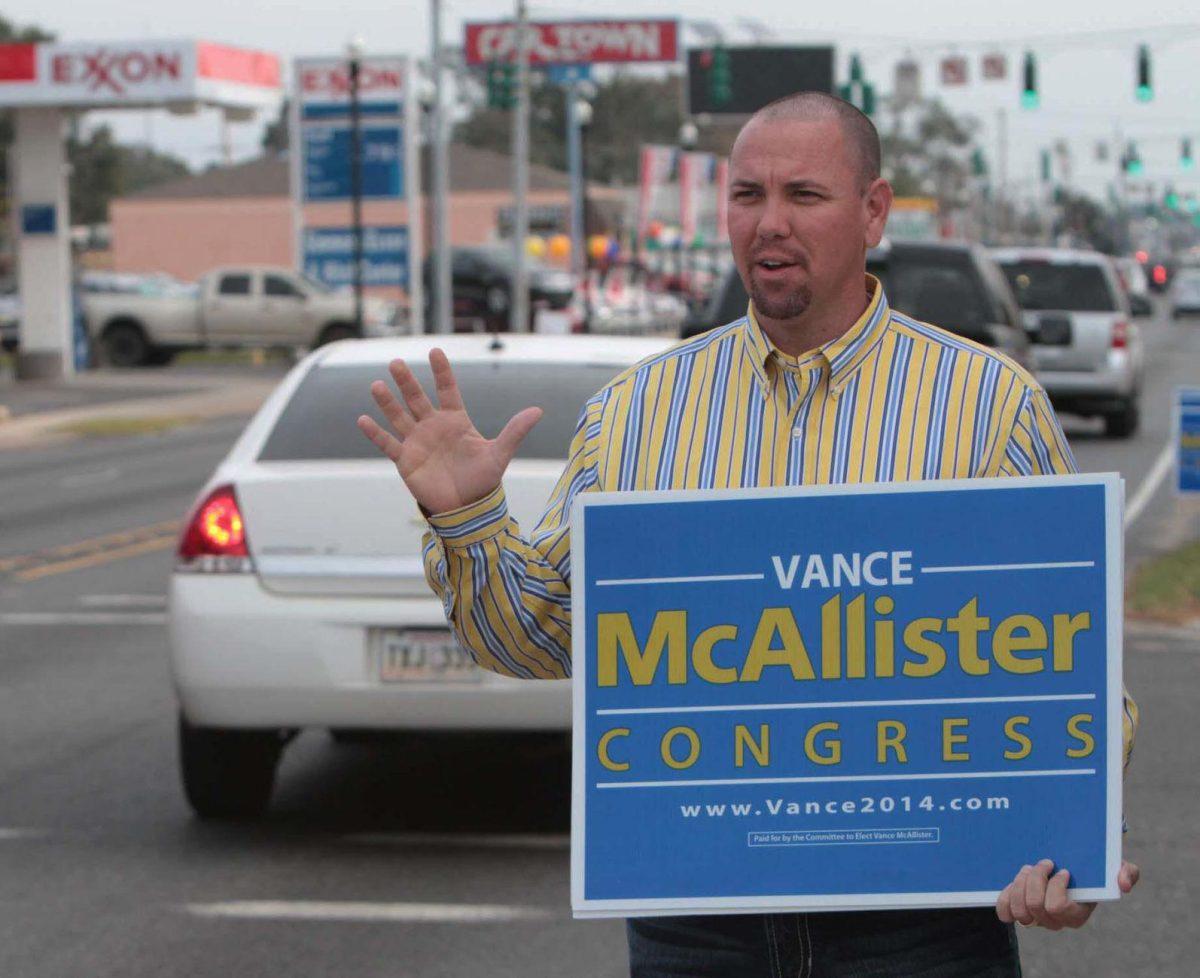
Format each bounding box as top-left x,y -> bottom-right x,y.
864,178 -> 894,249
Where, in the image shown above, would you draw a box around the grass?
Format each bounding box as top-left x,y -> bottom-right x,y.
1127,539 -> 1200,624
50,415 -> 204,439
173,347 -> 298,367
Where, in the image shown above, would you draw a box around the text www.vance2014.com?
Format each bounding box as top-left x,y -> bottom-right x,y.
680,795 -> 1011,818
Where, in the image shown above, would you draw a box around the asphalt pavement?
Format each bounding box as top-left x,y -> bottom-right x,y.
0,318 -> 1198,977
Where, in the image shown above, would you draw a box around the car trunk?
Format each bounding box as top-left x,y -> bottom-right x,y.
1023,309 -> 1115,372
235,460 -> 565,598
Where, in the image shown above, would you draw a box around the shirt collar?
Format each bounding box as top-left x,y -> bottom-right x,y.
742,274 -> 892,397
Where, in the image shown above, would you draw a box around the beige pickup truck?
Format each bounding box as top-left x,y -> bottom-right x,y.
84,266 -> 404,367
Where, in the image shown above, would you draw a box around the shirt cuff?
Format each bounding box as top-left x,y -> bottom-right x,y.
424,484 -> 510,548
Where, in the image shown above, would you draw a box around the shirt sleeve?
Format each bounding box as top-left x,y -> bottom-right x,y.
998,385 -> 1139,768
419,391 -> 607,680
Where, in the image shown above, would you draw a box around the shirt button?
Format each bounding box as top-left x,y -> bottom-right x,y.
792,427 -> 803,437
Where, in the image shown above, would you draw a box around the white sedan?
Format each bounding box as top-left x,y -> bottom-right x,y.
169,333 -> 673,818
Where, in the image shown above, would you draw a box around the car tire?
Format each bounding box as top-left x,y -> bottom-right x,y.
102,321 -> 150,368
145,347 -> 177,367
485,285 -> 510,315
314,322 -> 359,349
1103,400 -> 1140,439
178,714 -> 285,820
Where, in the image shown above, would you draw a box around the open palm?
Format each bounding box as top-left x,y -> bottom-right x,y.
356,348 -> 542,515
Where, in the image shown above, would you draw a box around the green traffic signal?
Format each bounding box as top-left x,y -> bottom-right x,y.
1136,45 -> 1152,102
1021,51 -> 1039,109
1183,138 -> 1195,171
710,46 -> 733,107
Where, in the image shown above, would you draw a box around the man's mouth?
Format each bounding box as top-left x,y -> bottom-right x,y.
754,258 -> 801,273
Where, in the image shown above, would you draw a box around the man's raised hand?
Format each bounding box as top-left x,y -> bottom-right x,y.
356,348 -> 542,515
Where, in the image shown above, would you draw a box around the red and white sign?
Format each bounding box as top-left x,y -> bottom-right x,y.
940,56 -> 969,86
297,57 -> 406,105
636,144 -> 677,242
464,19 -> 678,66
0,40 -> 281,109
715,158 -> 730,242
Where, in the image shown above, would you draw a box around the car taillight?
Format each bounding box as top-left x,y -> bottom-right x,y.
1111,320 -> 1129,349
1153,265 -> 1168,286
176,484 -> 254,574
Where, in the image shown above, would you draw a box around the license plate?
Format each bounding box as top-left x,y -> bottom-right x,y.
374,629 -> 481,683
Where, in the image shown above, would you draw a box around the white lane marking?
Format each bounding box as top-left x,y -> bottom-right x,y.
343,832 -> 569,851
80,594 -> 167,608
0,828 -> 48,840
921,561 -> 1094,574
596,693 -> 1096,717
1125,438 -> 1174,528
597,768 -> 1095,790
184,901 -> 555,923
58,466 -> 120,489
0,612 -> 166,626
596,573 -> 765,586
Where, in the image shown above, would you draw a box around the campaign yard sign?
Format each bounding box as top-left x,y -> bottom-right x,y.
1178,388 -> 1200,494
570,475 -> 1124,918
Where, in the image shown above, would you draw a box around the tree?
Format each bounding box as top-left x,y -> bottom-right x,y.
880,99 -> 979,210
455,71 -> 684,185
261,98 -> 289,154
67,125 -> 191,225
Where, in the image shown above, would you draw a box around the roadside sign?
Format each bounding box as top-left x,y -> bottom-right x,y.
302,226 -> 409,288
570,476 -> 1124,918
545,64 -> 593,85
290,55 -> 422,327
940,56 -> 969,86
1178,388 -> 1200,493
302,125 -> 404,202
463,19 -> 678,66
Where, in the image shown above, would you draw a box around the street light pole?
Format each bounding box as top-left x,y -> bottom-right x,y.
430,0 -> 452,334
510,0 -> 530,333
347,38 -> 365,335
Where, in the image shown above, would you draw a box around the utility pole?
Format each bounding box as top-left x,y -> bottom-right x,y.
348,39 -> 365,335
566,80 -> 585,287
510,0 -> 531,333
996,107 -> 1008,242
430,0 -> 452,334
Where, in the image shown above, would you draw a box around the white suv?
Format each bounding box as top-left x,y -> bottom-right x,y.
993,248 -> 1144,437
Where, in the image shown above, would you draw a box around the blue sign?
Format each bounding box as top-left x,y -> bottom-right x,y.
570,476 -> 1123,917
302,226 -> 410,288
21,204 -> 56,235
545,64 -> 592,85
303,125 -> 404,202
1178,388 -> 1200,493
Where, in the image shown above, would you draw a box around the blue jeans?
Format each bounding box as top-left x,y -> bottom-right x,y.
627,908 -> 1021,977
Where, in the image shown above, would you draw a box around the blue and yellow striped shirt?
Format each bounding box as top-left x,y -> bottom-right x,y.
423,277 -> 1137,762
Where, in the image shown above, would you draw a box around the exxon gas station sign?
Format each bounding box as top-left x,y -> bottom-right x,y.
463,19 -> 678,66
0,40 -> 281,109
296,57 -> 406,110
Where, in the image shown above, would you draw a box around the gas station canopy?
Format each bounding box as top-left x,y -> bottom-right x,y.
0,39 -> 281,111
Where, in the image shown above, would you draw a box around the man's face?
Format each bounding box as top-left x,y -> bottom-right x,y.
728,116 -> 888,323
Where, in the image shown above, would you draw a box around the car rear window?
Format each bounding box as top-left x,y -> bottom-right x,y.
998,261 -> 1117,312
872,258 -> 992,336
258,360 -> 626,461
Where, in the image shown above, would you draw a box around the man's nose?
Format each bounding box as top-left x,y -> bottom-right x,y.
755,194 -> 791,240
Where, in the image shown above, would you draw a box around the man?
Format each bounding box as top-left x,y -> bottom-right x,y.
357,92 -> 1139,976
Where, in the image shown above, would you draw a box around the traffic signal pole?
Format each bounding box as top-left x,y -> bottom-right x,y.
430,0 -> 452,334
510,0 -> 531,333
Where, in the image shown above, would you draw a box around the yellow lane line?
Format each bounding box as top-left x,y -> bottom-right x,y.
14,535 -> 181,583
0,520 -> 180,574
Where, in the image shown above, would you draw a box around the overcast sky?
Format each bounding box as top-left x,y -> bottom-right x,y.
4,0 -> 1199,203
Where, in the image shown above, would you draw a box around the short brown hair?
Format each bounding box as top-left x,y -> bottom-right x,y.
745,91 -> 881,190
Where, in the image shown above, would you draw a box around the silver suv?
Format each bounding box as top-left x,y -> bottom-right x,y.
993,248 -> 1143,438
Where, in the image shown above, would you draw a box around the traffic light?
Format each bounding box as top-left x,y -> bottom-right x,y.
709,45 -> 733,108
838,54 -> 877,116
1136,45 -> 1152,102
1124,141 -> 1143,176
486,61 -> 515,110
1021,51 -> 1038,109
1165,188 -> 1181,210
1183,138 -> 1194,171
1040,149 -> 1051,183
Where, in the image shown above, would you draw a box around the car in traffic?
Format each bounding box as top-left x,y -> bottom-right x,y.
168,333 -> 675,818
992,248 -> 1143,437
682,239 -> 1032,371
425,246 -> 576,331
0,282 -> 18,353
84,265 -> 403,367
1113,257 -> 1154,317
1170,268 -> 1200,318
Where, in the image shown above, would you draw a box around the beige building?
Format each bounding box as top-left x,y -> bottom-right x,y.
109,144 -> 623,295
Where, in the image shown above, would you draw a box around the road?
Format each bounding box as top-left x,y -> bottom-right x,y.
1,313 -> 1197,977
